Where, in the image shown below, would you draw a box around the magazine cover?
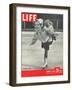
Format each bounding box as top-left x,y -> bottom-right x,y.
9,3 -> 70,86
21,13 -> 63,77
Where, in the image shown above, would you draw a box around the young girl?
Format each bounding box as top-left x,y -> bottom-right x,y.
30,18 -> 56,68
42,19 -> 56,68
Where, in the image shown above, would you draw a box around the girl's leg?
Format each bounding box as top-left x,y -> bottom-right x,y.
42,49 -> 48,68
44,49 -> 48,58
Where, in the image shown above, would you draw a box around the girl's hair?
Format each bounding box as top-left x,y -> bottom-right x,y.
44,19 -> 53,26
34,18 -> 43,28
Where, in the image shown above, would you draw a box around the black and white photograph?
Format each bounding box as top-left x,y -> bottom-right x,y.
21,13 -> 63,73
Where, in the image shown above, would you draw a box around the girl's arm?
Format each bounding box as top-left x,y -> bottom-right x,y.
30,32 -> 38,45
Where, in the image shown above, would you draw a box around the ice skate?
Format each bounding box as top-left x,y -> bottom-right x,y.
42,58 -> 48,69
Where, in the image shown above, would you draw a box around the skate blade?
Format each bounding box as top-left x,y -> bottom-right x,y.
42,65 -> 48,69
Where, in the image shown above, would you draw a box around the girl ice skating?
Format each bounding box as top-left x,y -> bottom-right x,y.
30,18 -> 56,69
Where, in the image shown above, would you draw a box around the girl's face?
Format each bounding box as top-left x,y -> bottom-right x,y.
46,22 -> 51,27
34,21 -> 41,28
34,21 -> 41,32
48,22 -> 51,26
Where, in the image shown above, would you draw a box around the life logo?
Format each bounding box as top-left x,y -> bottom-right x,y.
21,13 -> 38,22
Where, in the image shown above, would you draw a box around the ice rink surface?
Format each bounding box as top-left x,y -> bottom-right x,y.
21,32 -> 63,70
